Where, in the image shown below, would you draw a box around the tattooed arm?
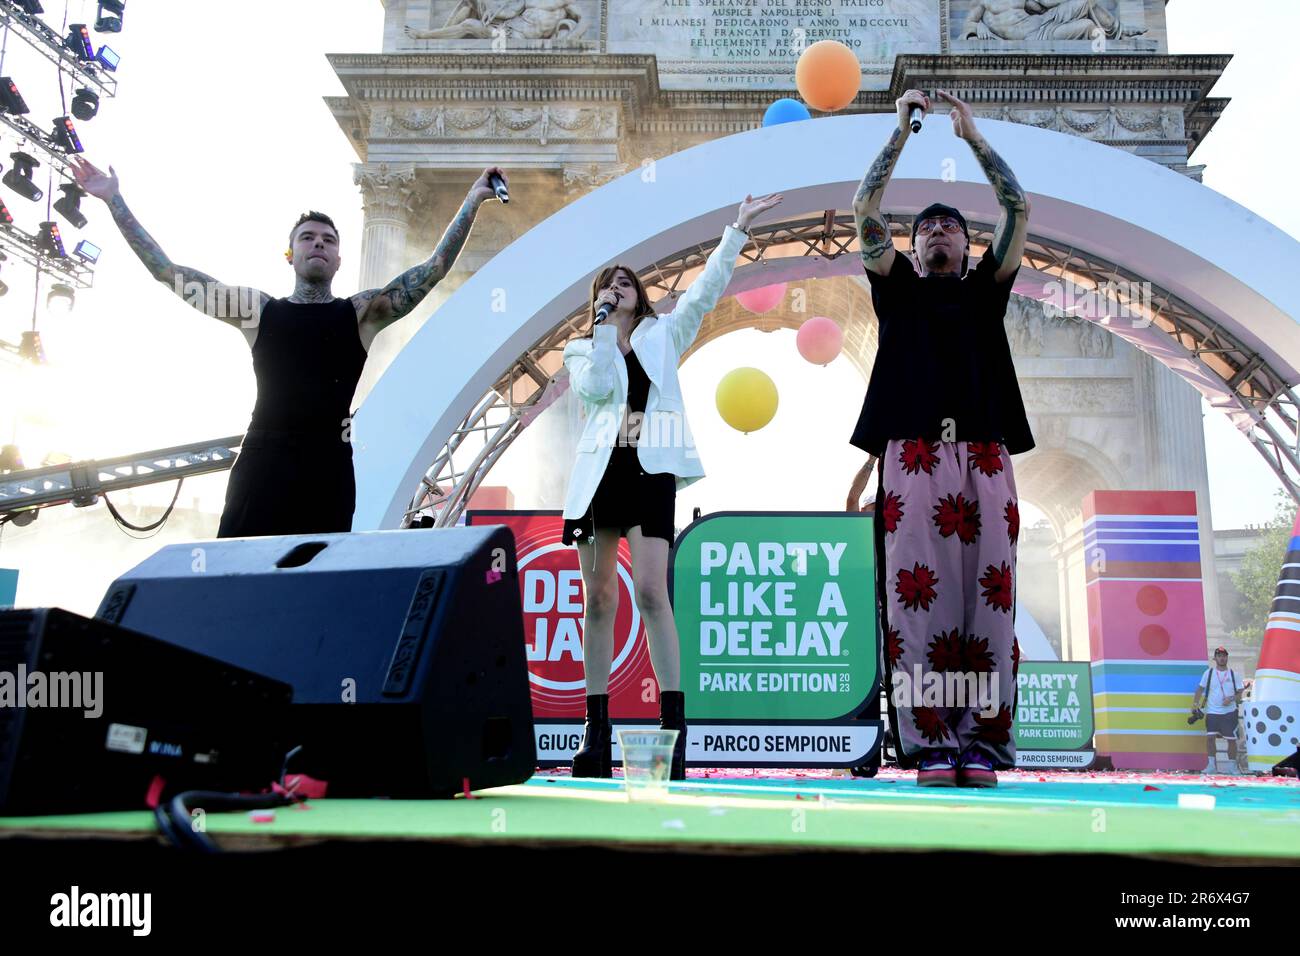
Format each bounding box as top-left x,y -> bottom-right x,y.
855,90 -> 927,275
353,165 -> 507,351
70,157 -> 269,346
935,90 -> 1028,283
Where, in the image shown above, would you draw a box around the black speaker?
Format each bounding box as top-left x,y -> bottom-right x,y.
0,607 -> 291,815
95,526 -> 536,798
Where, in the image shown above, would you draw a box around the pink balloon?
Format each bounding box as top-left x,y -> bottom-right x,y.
735,283 -> 786,314
796,316 -> 843,365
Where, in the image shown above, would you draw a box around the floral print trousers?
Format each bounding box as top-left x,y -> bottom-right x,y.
876,439 -> 1021,768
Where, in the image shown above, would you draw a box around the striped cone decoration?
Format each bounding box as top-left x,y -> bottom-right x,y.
1246,510 -> 1300,771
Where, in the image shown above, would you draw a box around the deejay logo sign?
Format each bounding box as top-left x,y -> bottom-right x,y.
465,511 -> 657,719
520,543 -> 640,692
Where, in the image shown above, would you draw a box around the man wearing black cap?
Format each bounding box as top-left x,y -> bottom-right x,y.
1192,646 -> 1245,773
849,88 -> 1032,788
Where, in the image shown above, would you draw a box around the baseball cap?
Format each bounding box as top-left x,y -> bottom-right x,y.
1213,646 -> 1228,655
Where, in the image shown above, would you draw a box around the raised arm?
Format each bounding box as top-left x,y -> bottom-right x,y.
352,165 -> 505,351
936,90 -> 1029,283
664,193 -> 782,356
71,158 -> 268,344
854,90 -> 928,276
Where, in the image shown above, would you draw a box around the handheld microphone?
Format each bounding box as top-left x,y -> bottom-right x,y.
594,291 -> 622,325
488,171 -> 509,203
908,90 -> 930,133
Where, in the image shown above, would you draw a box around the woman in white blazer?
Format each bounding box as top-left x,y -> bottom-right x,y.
561,192 -> 782,779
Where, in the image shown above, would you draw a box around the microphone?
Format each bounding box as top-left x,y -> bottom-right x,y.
594,291 -> 622,325
488,171 -> 509,203
909,102 -> 924,133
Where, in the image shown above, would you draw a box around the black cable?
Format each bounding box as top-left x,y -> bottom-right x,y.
155,789 -> 299,854
102,476 -> 184,536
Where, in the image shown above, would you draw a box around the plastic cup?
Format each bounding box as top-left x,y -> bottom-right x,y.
617,729 -> 678,802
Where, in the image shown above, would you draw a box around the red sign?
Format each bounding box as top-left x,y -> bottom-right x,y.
466,510 -> 658,718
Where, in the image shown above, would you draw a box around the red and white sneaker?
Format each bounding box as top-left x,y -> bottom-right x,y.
957,747 -> 997,788
916,749 -> 957,787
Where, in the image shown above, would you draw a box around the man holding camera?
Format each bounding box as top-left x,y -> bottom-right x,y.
1191,646 -> 1245,773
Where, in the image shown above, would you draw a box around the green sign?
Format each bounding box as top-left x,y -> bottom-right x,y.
672,512 -> 878,721
1014,662 -> 1094,765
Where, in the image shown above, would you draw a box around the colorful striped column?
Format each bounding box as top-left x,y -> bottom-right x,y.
1245,511 -> 1300,771
1084,491 -> 1208,771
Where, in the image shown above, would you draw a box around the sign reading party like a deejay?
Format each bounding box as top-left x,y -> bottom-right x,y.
1013,661 -> 1096,769
671,512 -> 881,767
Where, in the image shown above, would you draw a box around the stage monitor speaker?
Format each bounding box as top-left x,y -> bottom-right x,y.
0,607 -> 291,815
95,526 -> 536,798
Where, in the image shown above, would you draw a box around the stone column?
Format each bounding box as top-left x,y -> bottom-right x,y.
1052,517 -> 1090,662
354,162 -> 420,290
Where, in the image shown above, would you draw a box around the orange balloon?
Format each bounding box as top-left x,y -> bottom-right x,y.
795,40 -> 861,112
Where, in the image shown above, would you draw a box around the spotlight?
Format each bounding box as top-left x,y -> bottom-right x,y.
0,196 -> 12,226
71,88 -> 99,121
65,24 -> 93,60
37,221 -> 66,258
52,116 -> 83,153
74,239 -> 101,263
3,151 -> 42,202
0,444 -> 24,474
0,77 -> 29,115
20,329 -> 48,361
47,284 -> 75,312
94,1 -> 124,33
95,46 -> 119,71
54,183 -> 87,228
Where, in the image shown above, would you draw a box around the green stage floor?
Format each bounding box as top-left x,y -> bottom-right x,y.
4,772 -> 1300,861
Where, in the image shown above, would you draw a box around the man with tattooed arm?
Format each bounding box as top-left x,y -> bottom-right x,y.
847,90 -> 1034,788
70,156 -> 506,538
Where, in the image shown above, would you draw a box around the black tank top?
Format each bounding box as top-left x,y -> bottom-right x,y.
247,297 -> 367,435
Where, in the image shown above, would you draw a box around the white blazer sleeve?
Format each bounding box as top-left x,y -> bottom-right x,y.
663,224 -> 749,357
563,324 -> 619,403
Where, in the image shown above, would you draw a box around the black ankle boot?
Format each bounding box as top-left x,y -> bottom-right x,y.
659,690 -> 688,781
571,694 -> 612,778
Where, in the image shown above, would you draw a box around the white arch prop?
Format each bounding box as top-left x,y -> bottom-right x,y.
352,114 -> 1300,530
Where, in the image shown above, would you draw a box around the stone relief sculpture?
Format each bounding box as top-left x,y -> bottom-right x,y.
1007,296 -> 1047,356
1004,296 -> 1115,358
404,1 -> 587,43
378,105 -> 613,143
975,104 -> 1184,143
959,0 -> 1146,42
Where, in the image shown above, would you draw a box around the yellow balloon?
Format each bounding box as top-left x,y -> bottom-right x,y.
715,367 -> 779,433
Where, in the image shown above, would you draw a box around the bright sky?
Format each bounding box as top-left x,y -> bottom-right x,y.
0,0 -> 1294,612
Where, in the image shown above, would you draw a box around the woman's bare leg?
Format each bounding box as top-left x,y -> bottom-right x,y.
627,526 -> 679,692
574,527 -> 623,694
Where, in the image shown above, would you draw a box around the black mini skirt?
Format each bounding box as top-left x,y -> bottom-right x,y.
563,444 -> 677,546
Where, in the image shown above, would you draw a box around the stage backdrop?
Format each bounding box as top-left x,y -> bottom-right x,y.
468,510 -> 882,768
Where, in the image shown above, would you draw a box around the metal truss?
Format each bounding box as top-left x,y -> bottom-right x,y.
0,4 -> 118,99
0,435 -> 242,519
409,211 -> 1300,526
0,2 -> 117,289
0,222 -> 95,288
